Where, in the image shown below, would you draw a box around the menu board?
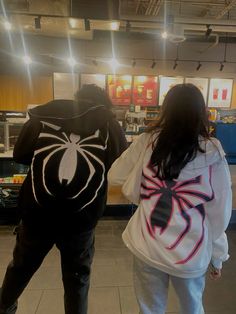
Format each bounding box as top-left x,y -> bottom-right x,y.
53,73 -> 79,100
159,76 -> 184,106
208,79 -> 233,108
80,74 -> 106,89
185,77 -> 209,104
133,76 -> 158,106
107,75 -> 132,106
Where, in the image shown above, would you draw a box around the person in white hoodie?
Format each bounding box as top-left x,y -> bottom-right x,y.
108,84 -> 232,314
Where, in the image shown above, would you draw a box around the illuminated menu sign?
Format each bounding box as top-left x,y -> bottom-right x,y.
107,75 -> 132,106
133,76 -> 158,106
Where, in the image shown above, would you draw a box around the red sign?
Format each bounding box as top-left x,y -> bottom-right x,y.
133,76 -> 158,106
107,75 -> 132,106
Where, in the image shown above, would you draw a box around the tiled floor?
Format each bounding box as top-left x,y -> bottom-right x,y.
0,220 -> 236,314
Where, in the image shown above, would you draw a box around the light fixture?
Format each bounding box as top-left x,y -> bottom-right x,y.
92,59 -> 98,66
196,62 -> 202,71
219,62 -> 224,71
132,59 -> 136,67
109,58 -> 120,70
205,25 -> 212,38
3,20 -> 12,31
84,18 -> 90,31
161,31 -> 168,39
151,60 -> 156,69
67,57 -> 77,67
126,20 -> 131,32
110,21 -> 120,31
22,55 -> 32,65
34,16 -> 41,29
173,60 -> 178,70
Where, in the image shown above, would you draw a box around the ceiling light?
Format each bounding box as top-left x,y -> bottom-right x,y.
219,63 -> 224,71
196,62 -> 202,71
173,61 -> 178,70
22,55 -> 32,65
205,25 -> 212,38
111,21 -> 120,31
92,59 -> 98,66
34,16 -> 41,29
67,57 -> 77,67
132,59 -> 136,67
3,21 -> 12,31
84,18 -> 90,31
109,58 -> 120,70
151,60 -> 156,69
161,31 -> 168,39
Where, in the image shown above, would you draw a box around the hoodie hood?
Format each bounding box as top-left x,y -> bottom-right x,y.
177,137 -> 225,180
28,99 -> 114,134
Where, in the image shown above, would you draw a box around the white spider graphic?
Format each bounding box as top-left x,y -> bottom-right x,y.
31,122 -> 108,211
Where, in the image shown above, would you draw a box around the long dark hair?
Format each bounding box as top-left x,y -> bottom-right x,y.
149,83 -> 210,180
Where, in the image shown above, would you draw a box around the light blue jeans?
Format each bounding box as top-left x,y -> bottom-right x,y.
133,257 -> 205,314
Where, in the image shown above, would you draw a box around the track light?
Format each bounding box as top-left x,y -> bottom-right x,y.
161,31 -> 168,39
109,58 -> 120,70
219,63 -> 224,71
92,59 -> 98,66
151,60 -> 156,69
3,20 -> 12,31
84,18 -> 90,31
173,60 -> 178,70
132,59 -> 136,67
34,16 -> 41,29
196,62 -> 202,71
22,55 -> 32,65
205,25 -> 212,38
67,57 -> 77,67
126,20 -> 131,32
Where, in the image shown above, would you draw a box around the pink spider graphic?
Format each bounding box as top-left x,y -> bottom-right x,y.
141,163 -> 214,264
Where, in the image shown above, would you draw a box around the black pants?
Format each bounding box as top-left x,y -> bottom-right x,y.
0,222 -> 95,314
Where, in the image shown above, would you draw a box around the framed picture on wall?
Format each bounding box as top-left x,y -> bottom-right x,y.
133,76 -> 158,106
80,74 -> 106,89
107,75 -> 132,106
208,78 -> 233,108
185,77 -> 209,104
159,76 -> 184,106
53,73 -> 79,100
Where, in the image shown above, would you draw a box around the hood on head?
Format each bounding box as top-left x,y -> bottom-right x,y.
28,99 -> 114,134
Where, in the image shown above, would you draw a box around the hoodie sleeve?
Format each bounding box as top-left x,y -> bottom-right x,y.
108,132 -> 149,185
13,118 -> 42,165
106,119 -> 128,169
207,156 -> 232,269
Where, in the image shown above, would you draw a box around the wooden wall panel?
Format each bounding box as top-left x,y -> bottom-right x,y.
231,82 -> 236,109
0,74 -> 53,111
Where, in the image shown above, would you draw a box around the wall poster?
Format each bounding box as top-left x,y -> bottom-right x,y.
107,75 -> 132,106
80,74 -> 106,89
185,77 -> 209,104
208,78 -> 233,108
133,76 -> 158,106
53,73 -> 79,100
159,76 -> 184,106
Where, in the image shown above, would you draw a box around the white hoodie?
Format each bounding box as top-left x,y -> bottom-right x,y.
108,132 -> 232,278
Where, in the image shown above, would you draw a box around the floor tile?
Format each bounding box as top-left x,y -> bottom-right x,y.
119,286 -> 139,314
88,287 -> 121,314
27,267 -> 63,290
17,290 -> 43,314
35,289 -> 64,314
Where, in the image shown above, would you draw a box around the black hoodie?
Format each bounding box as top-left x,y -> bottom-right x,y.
14,100 -> 127,232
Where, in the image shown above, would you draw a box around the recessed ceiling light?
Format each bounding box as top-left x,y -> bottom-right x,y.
4,21 -> 12,31
23,55 -> 32,65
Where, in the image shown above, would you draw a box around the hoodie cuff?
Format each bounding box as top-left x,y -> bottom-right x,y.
211,254 -> 229,270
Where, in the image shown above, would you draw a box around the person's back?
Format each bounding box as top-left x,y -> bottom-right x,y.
108,84 -> 232,314
0,85 -> 127,314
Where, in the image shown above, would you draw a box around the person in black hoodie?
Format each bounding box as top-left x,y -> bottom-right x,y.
0,84 -> 127,314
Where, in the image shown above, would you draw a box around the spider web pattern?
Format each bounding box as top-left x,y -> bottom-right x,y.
31,122 -> 108,211
141,162 -> 214,264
